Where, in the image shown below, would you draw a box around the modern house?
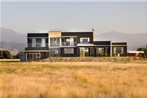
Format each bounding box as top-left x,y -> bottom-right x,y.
21,31 -> 127,61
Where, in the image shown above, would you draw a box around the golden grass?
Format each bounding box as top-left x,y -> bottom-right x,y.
0,61 -> 147,98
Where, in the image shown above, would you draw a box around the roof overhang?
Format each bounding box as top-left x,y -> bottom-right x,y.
128,51 -> 144,53
77,43 -> 95,47
23,50 -> 49,53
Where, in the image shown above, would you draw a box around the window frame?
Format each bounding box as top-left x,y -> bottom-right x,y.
64,48 -> 74,54
80,37 -> 90,43
114,47 -> 124,54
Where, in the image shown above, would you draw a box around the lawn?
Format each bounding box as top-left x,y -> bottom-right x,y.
0,61 -> 147,98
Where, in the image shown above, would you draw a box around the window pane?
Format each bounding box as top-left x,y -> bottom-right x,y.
114,47 -> 124,54
64,48 -> 74,54
32,38 -> 36,47
97,48 -> 105,56
41,38 -> 46,47
36,38 -> 41,47
80,38 -> 89,43
50,38 -> 60,46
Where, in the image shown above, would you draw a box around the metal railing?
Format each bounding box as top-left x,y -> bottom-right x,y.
27,43 -> 48,48
27,42 -> 77,47
61,42 -> 77,46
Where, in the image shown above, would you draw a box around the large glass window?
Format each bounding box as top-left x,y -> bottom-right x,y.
80,47 -> 89,57
114,47 -> 124,54
97,48 -> 105,56
36,38 -> 41,47
32,38 -> 36,47
27,53 -> 41,61
64,48 -> 74,54
80,37 -> 90,43
50,38 -> 60,47
41,38 -> 46,47
28,38 -> 47,47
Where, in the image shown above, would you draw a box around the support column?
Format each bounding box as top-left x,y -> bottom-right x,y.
110,43 -> 112,57
26,53 -> 27,61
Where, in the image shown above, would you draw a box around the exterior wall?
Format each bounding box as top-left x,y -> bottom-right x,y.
25,47 -> 49,50
127,53 -> 139,57
112,42 -> 127,46
48,31 -> 61,37
25,33 -> 49,61
127,51 -> 144,57
94,41 -> 111,45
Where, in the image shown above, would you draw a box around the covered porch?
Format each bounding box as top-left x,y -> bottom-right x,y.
21,50 -> 49,61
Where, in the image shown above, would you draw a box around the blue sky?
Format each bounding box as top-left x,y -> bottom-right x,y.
1,0 -> 147,34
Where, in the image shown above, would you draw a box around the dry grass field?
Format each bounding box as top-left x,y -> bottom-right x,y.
0,61 -> 147,98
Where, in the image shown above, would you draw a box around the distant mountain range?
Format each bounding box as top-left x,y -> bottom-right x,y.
96,31 -> 147,50
0,28 -> 26,50
0,28 -> 147,51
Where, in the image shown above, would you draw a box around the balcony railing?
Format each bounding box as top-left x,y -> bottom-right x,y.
27,43 -> 48,48
61,42 -> 77,47
50,44 -> 60,47
80,42 -> 90,44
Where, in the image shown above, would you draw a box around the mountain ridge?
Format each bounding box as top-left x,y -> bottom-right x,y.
1,28 -> 146,51
0,28 -> 26,50
96,31 -> 147,50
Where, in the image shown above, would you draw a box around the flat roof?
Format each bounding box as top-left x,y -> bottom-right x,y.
128,51 -> 144,53
23,50 -> 49,52
62,32 -> 93,33
77,43 -> 95,46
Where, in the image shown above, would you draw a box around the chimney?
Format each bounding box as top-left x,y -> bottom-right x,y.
91,28 -> 95,41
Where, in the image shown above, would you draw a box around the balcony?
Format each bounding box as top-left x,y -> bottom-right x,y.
25,43 -> 49,50
61,42 -> 77,47
61,36 -> 77,47
50,44 -> 60,47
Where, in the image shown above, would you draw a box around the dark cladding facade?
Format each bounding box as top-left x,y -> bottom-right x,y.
21,31 -> 127,61
22,33 -> 49,61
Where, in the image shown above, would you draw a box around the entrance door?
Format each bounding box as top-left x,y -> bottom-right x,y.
80,47 -> 89,57
96,48 -> 105,56
49,48 -> 60,57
